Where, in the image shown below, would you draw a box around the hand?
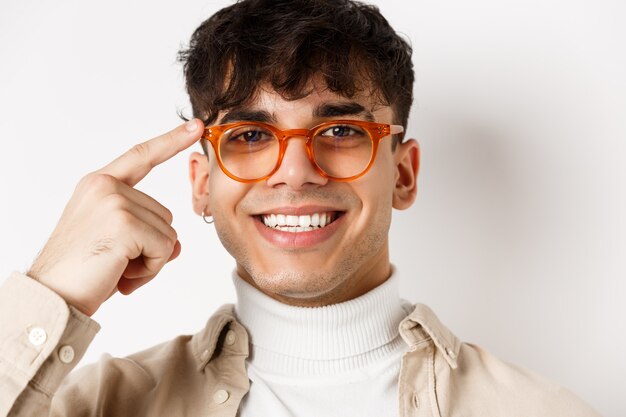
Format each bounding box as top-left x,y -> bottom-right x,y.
27,120 -> 203,316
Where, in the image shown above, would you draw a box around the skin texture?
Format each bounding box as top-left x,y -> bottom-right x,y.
189,81 -> 420,307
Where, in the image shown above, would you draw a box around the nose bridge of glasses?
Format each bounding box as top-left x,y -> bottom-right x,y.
278,128 -> 311,142
274,128 -> 318,172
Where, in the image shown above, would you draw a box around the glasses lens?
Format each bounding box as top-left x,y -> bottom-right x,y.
219,124 -> 279,180
312,123 -> 373,178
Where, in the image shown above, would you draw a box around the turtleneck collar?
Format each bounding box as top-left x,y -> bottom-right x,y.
233,266 -> 409,375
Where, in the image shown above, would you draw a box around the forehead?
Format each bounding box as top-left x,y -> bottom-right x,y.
215,76 -> 393,125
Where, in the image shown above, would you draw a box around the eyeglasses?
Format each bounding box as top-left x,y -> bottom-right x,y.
202,119 -> 404,183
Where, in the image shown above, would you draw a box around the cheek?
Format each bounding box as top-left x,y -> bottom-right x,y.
350,158 -> 395,232
207,164 -> 250,220
363,149 -> 396,205
208,170 -> 255,261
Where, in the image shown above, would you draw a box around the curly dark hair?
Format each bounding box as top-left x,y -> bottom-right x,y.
177,0 -> 414,153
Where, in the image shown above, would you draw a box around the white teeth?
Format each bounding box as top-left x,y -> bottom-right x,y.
299,215 -> 311,228
261,212 -> 338,232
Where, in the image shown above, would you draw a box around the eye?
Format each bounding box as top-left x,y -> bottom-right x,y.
314,123 -> 369,151
321,125 -> 360,137
226,126 -> 274,144
317,124 -> 367,142
232,129 -> 268,142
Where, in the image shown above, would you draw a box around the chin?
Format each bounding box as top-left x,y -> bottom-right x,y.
245,262 -> 351,304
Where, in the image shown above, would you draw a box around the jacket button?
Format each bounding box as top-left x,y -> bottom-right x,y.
213,389 -> 230,404
28,327 -> 47,346
58,345 -> 75,363
225,330 -> 236,346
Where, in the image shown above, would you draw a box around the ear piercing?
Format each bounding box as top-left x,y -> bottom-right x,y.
201,207 -> 214,224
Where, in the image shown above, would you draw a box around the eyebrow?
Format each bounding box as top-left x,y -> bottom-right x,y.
313,102 -> 375,122
216,101 -> 375,125
217,109 -> 276,125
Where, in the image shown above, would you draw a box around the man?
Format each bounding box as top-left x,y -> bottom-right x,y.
0,0 -> 601,416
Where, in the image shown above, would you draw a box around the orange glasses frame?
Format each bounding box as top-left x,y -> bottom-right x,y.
202,119 -> 404,183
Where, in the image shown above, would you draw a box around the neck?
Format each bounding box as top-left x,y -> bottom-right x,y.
232,265 -> 407,375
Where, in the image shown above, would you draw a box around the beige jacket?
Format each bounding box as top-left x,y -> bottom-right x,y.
0,271 -> 600,416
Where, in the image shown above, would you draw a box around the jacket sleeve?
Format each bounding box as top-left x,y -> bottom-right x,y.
0,271 -> 100,417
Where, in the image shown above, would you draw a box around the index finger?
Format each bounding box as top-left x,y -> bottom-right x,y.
97,119 -> 203,186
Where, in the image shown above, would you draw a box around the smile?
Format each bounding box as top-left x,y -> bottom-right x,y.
260,212 -> 340,232
252,206 -> 346,248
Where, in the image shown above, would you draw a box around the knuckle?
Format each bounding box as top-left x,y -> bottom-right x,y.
167,227 -> 178,245
164,131 -> 175,143
111,209 -> 136,231
78,172 -> 117,192
160,228 -> 177,248
103,193 -> 128,211
129,142 -> 153,167
162,207 -> 174,224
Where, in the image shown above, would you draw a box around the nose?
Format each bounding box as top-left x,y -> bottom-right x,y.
266,136 -> 328,190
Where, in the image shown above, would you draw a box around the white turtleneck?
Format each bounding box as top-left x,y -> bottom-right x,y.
233,267 -> 413,417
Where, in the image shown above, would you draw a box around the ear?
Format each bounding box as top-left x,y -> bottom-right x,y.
189,151 -> 211,216
392,138 -> 420,210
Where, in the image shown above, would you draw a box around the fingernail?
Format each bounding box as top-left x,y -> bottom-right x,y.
185,119 -> 198,132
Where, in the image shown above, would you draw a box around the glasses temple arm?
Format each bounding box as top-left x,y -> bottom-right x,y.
389,125 -> 404,135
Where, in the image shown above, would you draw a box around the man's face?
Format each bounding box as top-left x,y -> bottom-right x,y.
189,79 -> 419,306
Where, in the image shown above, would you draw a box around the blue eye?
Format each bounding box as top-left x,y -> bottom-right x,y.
321,125 -> 357,137
228,128 -> 273,144
315,123 -> 368,149
222,125 -> 276,154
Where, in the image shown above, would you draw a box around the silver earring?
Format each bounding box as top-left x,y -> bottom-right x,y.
201,208 -> 214,224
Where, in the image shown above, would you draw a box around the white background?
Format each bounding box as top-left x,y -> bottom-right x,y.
0,1 -> 624,415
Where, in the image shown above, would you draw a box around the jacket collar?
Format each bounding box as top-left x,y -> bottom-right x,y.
192,304 -> 247,372
398,303 -> 461,369
192,302 -> 461,372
